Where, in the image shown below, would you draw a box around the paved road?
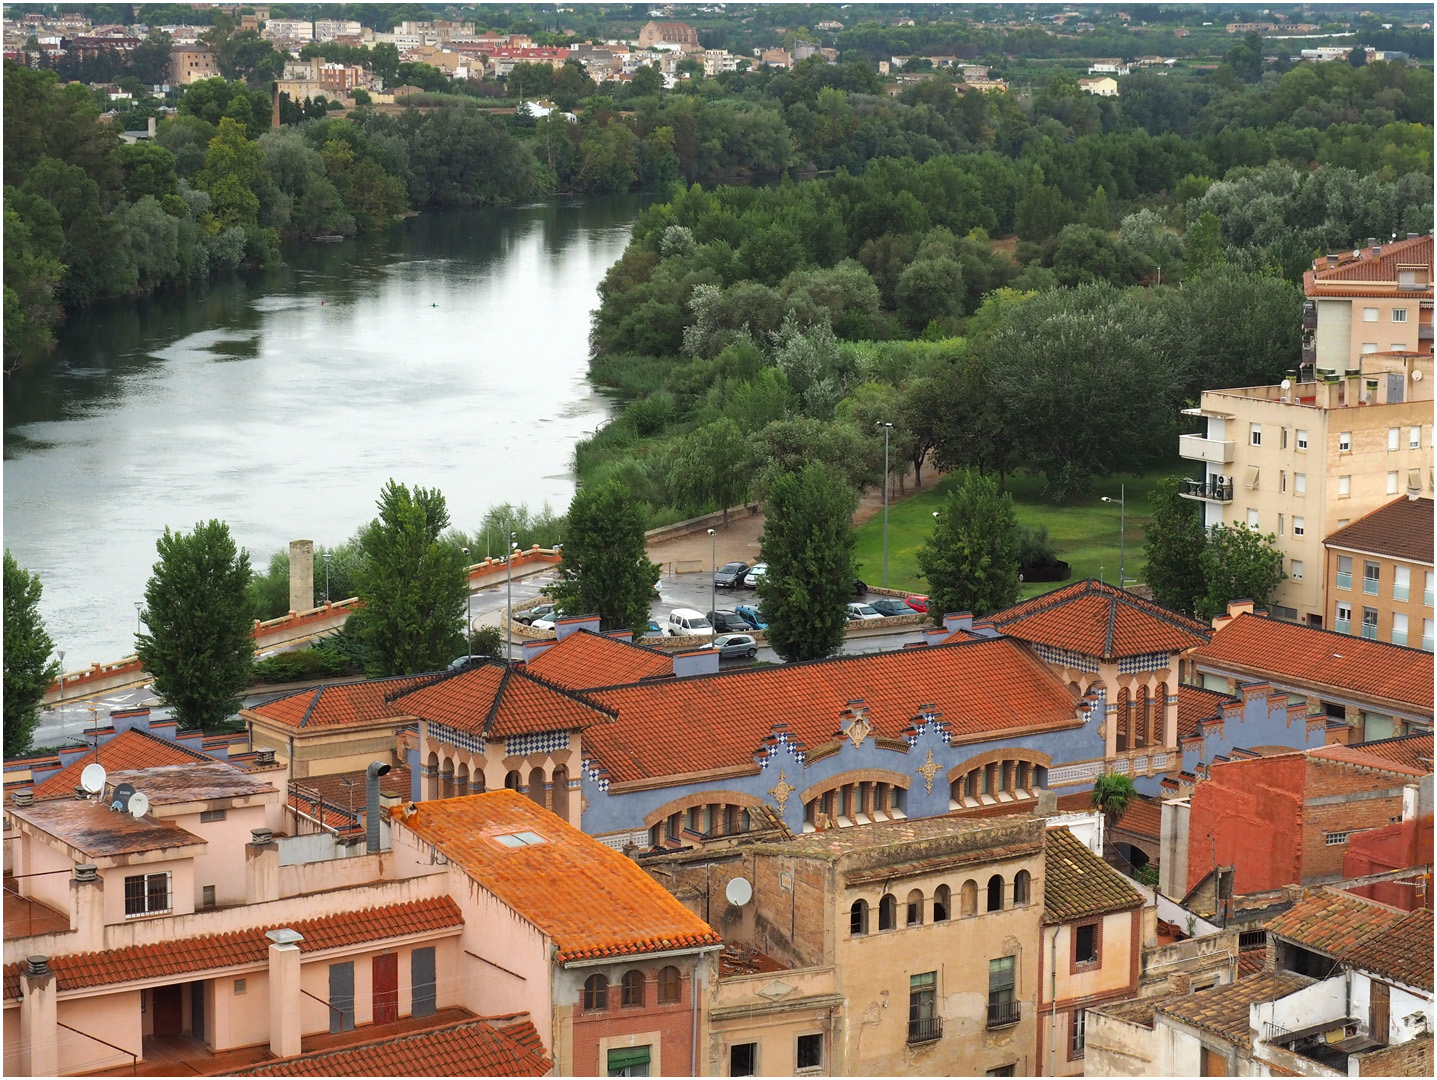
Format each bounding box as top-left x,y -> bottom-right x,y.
32,569 -> 929,748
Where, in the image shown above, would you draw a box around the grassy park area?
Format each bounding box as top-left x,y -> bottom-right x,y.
853,465 -> 1185,601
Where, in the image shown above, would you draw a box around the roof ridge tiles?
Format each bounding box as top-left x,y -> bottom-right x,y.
507,665 -> 620,719
1212,610 -> 1435,656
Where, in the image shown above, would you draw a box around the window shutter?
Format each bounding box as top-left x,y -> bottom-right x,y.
608,1046 -> 652,1071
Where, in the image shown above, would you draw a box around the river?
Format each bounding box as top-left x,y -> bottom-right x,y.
3,196 -> 646,668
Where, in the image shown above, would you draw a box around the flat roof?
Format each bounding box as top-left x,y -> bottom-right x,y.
105,763 -> 277,805
8,799 -> 206,858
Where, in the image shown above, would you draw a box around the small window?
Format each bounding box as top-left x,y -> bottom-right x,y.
494,830 -> 547,847
987,874 -> 1004,913
1392,308 -> 1408,323
1293,517 -> 1305,537
234,978 -> 247,995
607,1045 -> 651,1077
1410,426 -> 1421,449
933,885 -> 951,922
1249,423 -> 1261,446
200,809 -> 227,823
850,898 -> 869,935
1071,1008 -> 1087,1057
1296,429 -> 1308,450
987,1068 -> 1016,1078
1388,471 -> 1400,494
1391,343 -> 1406,351
1291,559 -> 1303,580
1326,831 -> 1350,846
1278,513 -> 1285,536
1280,427 -> 1288,449
1075,923 -> 1099,965
657,966 -> 682,1005
1247,508 -> 1260,529
730,1043 -> 757,1077
583,973 -> 609,1011
1338,475 -> 1350,496
1013,869 -> 1031,905
1280,470 -> 1287,493
1339,432 -> 1351,452
988,957 -> 1017,1027
1295,472 -> 1307,493
124,872 -> 172,917
906,889 -> 924,926
202,884 -> 216,908
1362,342 -> 1378,353
1389,427 -> 1401,451
797,1033 -> 823,1072
1363,307 -> 1379,322
621,969 -> 646,1007
879,893 -> 897,930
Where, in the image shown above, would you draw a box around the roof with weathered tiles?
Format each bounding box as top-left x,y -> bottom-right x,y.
6,798 -> 206,857
392,791 -> 720,965
23,729 -> 213,801
229,1015 -> 551,1077
389,661 -> 615,737
988,579 -> 1210,660
1157,972 -> 1312,1048
584,637 -> 1079,785
1054,791 -> 1162,840
1307,743 -> 1431,778
1346,732 -> 1435,772
1324,497 -> 1434,564
523,629 -> 673,690
245,673 -> 443,730
1042,826 -> 1145,924
1304,234 -> 1434,295
1264,889 -> 1433,991
1192,613 -> 1435,714
0,897 -> 463,999
1177,684 -> 1239,740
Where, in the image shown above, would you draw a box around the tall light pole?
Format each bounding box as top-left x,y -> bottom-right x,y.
461,546 -> 472,653
134,601 -> 143,635
323,551 -> 332,604
876,421 -> 892,588
1101,485 -> 1126,587
505,530 -> 517,663
708,528 -> 717,620
57,650 -> 65,699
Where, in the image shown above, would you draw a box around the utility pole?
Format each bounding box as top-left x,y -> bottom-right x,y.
876,421 -> 892,588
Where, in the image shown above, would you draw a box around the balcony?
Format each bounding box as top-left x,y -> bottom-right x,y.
908,1016 -> 943,1044
1420,323 -> 1433,341
1423,635 -> 1433,652
1336,572 -> 1352,591
1180,477 -> 1234,503
1336,616 -> 1351,635
1302,305 -> 1317,329
1425,590 -> 1433,608
1301,345 -> 1316,367
1394,585 -> 1410,602
1361,622 -> 1377,640
986,1001 -> 1020,1029
1392,631 -> 1408,647
1179,434 -> 1235,465
1363,578 -> 1379,596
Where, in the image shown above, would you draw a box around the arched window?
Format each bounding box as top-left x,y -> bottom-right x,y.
551,765 -> 569,820
504,770 -> 522,791
528,766 -> 546,807
621,970 -> 645,1007
878,893 -> 897,931
1013,870 -> 1031,906
657,966 -> 682,1005
583,973 -> 608,1011
906,889 -> 924,926
933,885 -> 951,922
850,899 -> 869,936
987,874 -> 1005,913
960,880 -> 978,917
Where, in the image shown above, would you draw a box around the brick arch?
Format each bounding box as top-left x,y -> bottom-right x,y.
799,769 -> 911,806
643,789 -> 766,830
948,748 -> 1052,810
945,747 -> 1052,784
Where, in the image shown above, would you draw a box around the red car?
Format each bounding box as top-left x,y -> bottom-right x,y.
905,594 -> 929,613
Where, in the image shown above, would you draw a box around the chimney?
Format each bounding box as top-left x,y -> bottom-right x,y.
20,955 -> 58,1076
1326,254 -> 1339,266
254,748 -> 276,766
246,829 -> 279,904
603,630 -> 633,644
922,625 -> 952,646
13,790 -> 33,807
73,864 -> 98,883
1345,369 -> 1362,405
672,649 -> 720,678
265,930 -> 304,1058
365,761 -> 391,855
555,614 -> 601,641
942,611 -> 974,634
110,706 -> 150,733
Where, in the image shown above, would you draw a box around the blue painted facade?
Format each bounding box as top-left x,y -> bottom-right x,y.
1176,684 -> 1326,781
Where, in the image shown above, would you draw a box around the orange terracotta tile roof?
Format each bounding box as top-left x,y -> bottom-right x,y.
989,580 -> 1210,659
1053,792 -> 1162,840
1157,972 -> 1311,1048
1237,950 -> 1264,977
24,729 -> 213,801
1304,234 -> 1434,294
584,637 -> 1078,785
389,661 -> 615,737
0,897 -> 463,999
1192,613 -> 1435,714
392,791 -> 721,965
1347,732 -> 1435,772
1042,826 -> 1145,924
246,674 -> 443,730
524,629 -> 673,689
1177,684 -> 1237,740
230,1015 -> 551,1077
293,765 -> 413,807
1307,743 -> 1431,778
1324,497 -> 1434,564
1266,889 -> 1432,991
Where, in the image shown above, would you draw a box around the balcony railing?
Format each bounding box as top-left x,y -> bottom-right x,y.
1180,477 -> 1234,502
1394,584 -> 1410,602
1364,578 -> 1379,595
1336,572 -> 1352,590
1423,635 -> 1434,653
1392,631 -> 1408,647
1361,622 -> 1378,640
1302,304 -> 1317,329
1301,345 -> 1316,366
1336,617 -> 1352,635
1424,590 -> 1433,607
908,1016 -> 943,1043
1419,323 -> 1433,341
987,1000 -> 1020,1029
1179,434 -> 1235,465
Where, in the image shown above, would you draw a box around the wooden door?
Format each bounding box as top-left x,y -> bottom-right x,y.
372,954 -> 399,1025
151,985 -> 183,1037
1370,980 -> 1390,1044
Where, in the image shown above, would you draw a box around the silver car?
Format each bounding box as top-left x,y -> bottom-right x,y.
710,633 -> 758,659
743,562 -> 768,587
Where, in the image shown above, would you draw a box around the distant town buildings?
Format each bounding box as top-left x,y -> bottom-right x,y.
168,44 -> 217,85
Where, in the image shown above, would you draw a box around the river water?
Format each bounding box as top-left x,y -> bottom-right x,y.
3,196 -> 645,667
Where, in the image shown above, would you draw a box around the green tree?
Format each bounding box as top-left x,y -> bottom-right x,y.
197,116 -> 263,231
135,521 -> 254,731
4,551 -> 60,756
666,417 -> 749,520
1196,524 -> 1286,620
352,481 -> 467,676
757,464 -> 857,662
1184,211 -> 1225,274
1090,772 -> 1136,857
545,479 -> 659,635
916,470 -> 1022,620
1142,476 -> 1207,617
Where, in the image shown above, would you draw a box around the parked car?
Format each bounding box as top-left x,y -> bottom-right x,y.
853,578 -> 869,596
642,619 -> 662,637
734,603 -> 768,631
870,598 -> 913,617
743,563 -> 768,588
710,633 -> 758,659
708,610 -> 751,634
665,608 -> 714,638
449,654 -> 485,671
905,594 -> 930,613
531,609 -> 566,632
713,561 -> 749,588
847,602 -> 883,621
514,603 -> 555,626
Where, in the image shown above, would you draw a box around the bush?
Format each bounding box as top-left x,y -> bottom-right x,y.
251,648 -> 350,684
1016,523 -> 1060,569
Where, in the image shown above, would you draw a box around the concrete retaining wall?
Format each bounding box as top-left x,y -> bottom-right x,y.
644,503 -> 762,545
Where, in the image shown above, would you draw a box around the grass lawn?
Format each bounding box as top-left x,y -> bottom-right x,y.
854,464 -> 1185,601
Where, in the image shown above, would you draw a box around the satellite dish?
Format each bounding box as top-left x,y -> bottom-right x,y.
127,791 -> 150,819
80,763 -> 107,795
1413,369 -> 1424,382
1280,379 -> 1292,390
725,876 -> 753,907
110,782 -> 136,812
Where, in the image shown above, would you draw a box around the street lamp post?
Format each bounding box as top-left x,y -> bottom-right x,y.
323,552 -> 332,604
707,529 -> 717,622
461,546 -> 473,654
134,601 -> 143,635
505,531 -> 517,663
1100,485 -> 1126,587
876,421 -> 893,588
57,650 -> 65,700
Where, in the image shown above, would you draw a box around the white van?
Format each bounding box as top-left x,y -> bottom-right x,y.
665,608 -> 714,638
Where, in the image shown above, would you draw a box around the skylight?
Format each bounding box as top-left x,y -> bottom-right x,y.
494,831 -> 547,847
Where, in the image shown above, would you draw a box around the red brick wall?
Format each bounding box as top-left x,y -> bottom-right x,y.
1300,758 -> 1410,882
1356,1033 -> 1432,1076
1343,815 -> 1434,910
1187,754 -> 1306,895
571,964 -> 699,1077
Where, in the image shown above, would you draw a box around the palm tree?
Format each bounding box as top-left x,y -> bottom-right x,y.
1090,772 -> 1137,860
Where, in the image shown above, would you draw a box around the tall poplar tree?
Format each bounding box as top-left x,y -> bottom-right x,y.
546,479 -> 659,635
4,550 -> 60,756
917,470 -> 1022,620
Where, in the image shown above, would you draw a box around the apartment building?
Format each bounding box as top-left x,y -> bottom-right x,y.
168,44 -> 217,84
1179,352 -> 1433,624
1304,234 -> 1434,371
1324,497 -> 1434,650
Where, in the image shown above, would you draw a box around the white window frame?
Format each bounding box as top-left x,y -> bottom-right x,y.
1247,508 -> 1260,529
1325,831 -> 1350,846
1389,427 -> 1401,451
1338,475 -> 1350,496
1392,308 -> 1408,323
1293,516 -> 1305,537
124,871 -> 172,918
1387,471 -> 1399,495
1362,307 -> 1379,322
1410,426 -> 1421,449
1249,423 -> 1262,446
1296,429 -> 1308,450
1291,559 -> 1303,580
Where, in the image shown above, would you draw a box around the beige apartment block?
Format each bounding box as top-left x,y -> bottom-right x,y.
1180,353 -> 1434,626
168,45 -> 217,84
1323,496 -> 1434,653
1303,233 -> 1434,372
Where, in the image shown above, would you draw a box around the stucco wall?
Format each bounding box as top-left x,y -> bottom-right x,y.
1084,1011 -> 1159,1077
56,991 -> 141,1074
